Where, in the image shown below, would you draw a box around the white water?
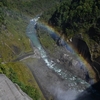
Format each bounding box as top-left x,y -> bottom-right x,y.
26,18 -> 63,76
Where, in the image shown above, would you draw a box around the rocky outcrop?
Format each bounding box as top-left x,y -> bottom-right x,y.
0,74 -> 32,100
71,37 -> 91,62
70,36 -> 100,81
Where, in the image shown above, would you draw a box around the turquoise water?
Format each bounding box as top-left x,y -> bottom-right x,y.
26,20 -> 41,48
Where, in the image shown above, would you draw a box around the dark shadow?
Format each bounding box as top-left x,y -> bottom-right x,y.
71,36 -> 92,62
75,81 -> 100,100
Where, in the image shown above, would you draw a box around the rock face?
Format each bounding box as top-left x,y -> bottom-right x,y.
0,74 -> 32,100
71,37 -> 100,81
71,37 -> 91,62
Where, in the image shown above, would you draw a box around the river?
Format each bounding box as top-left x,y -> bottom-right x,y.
26,17 -> 91,100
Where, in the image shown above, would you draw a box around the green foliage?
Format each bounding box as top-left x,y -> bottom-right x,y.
49,0 -> 100,36
0,0 -> 7,6
6,0 -> 61,17
0,5 -> 5,29
0,64 -> 5,74
0,1 -> 64,100
37,27 -> 57,55
0,0 -> 62,61
0,62 -> 42,100
48,0 -> 100,59
24,86 -> 40,100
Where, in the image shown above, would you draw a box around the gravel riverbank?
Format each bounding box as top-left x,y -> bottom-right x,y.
23,57 -> 90,100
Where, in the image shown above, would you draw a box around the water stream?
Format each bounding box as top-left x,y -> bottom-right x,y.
26,17 -> 90,92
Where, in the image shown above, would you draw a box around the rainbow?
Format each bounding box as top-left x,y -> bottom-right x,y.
6,6 -> 96,83
38,21 -> 97,84
4,7 -> 96,82
38,22 -> 60,36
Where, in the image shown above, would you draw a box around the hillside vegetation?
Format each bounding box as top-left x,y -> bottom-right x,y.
1,0 -> 100,99
0,61 -> 45,100
0,0 -> 61,99
48,0 -> 100,60
0,0 -> 62,61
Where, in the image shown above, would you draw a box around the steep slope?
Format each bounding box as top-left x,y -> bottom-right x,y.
0,0 -> 62,99
0,0 -> 62,62
40,0 -> 100,82
0,61 -> 45,100
49,0 -> 100,60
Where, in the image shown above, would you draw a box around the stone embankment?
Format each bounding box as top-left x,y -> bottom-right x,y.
0,74 -> 32,100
